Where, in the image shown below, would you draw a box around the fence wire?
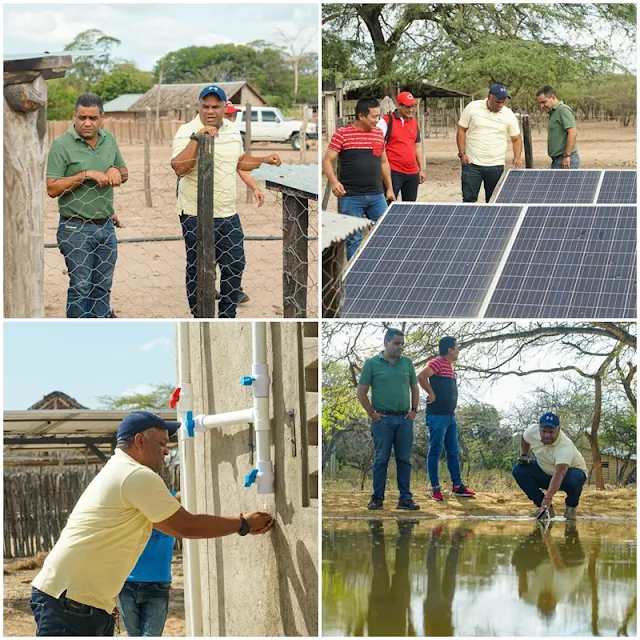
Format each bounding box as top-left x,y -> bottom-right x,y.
44,130 -> 318,318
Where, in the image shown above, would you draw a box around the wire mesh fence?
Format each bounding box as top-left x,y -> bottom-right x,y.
44,120 -> 318,318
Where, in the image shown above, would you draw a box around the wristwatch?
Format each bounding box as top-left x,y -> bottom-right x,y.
238,515 -> 250,536
458,152 -> 466,157
563,153 -> 571,158
411,407 -> 418,412
190,133 -> 199,142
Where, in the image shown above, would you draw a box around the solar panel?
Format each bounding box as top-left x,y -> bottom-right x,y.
494,169 -> 602,204
484,205 -> 636,318
341,203 -> 523,318
596,170 -> 637,204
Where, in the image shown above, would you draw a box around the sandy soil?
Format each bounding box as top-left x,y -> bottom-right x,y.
323,487 -> 637,520
3,553 -> 186,637
322,119 -> 637,209
43,142 -> 318,319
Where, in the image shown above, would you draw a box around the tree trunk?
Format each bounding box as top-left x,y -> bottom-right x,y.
586,375 -> 605,490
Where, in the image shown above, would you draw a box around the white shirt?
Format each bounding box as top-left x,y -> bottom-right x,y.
523,425 -> 587,476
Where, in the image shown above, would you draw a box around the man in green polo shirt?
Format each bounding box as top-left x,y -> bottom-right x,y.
536,86 -> 579,169
46,93 -> 128,318
357,328 -> 420,511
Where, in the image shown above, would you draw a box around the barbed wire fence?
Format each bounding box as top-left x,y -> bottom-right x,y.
44,112 -> 318,318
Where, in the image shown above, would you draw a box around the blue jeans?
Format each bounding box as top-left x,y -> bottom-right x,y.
461,163 -> 504,202
339,193 -> 388,260
550,151 -> 580,169
426,414 -> 462,488
56,217 -> 117,318
512,461 -> 586,507
117,581 -> 170,637
30,586 -> 115,636
370,414 -> 414,501
180,213 -> 246,318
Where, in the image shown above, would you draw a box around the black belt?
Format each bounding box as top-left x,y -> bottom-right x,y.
376,409 -> 408,416
61,216 -> 111,225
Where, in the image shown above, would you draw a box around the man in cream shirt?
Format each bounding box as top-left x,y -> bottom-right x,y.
456,83 -> 522,202
512,412 -> 587,520
171,85 -> 281,318
30,410 -> 273,636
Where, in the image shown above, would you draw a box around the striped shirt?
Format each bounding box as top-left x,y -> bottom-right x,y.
425,356 -> 457,415
328,124 -> 385,195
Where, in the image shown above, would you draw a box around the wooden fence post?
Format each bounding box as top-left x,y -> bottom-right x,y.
245,103 -> 253,204
196,134 -> 216,318
300,103 -> 308,163
155,71 -> 163,144
283,193 -> 308,317
144,107 -> 153,207
522,114 -> 534,168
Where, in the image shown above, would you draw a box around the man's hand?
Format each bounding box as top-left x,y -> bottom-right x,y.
538,494 -> 554,514
513,157 -> 523,169
331,180 -> 346,197
405,410 -> 417,420
86,170 -> 110,187
385,188 -> 396,202
426,389 -> 436,404
419,170 -> 425,184
253,188 -> 264,207
516,454 -> 529,465
196,126 -> 219,138
561,156 -> 571,169
112,213 -> 123,228
369,411 -> 382,423
106,167 -> 122,187
459,153 -> 470,165
244,511 -> 274,534
263,154 -> 281,167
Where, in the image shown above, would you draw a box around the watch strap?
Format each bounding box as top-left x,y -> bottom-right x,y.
190,133 -> 199,142
238,515 -> 250,536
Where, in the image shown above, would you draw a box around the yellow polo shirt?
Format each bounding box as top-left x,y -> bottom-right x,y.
172,115 -> 243,218
32,449 -> 181,613
523,425 -> 587,476
458,99 -> 520,166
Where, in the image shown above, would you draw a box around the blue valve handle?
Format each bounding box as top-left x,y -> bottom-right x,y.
244,468 -> 259,487
185,411 -> 195,438
239,376 -> 255,386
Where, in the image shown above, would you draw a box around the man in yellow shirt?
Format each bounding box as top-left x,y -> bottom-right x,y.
171,85 -> 281,318
30,410 -> 273,636
512,412 -> 587,521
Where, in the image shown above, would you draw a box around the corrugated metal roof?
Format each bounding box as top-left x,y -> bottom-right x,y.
251,163 -> 318,197
322,211 -> 373,250
103,93 -> 145,112
4,50 -> 98,62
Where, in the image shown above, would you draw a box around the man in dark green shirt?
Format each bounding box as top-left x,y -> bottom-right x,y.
536,86 -> 579,169
46,93 -> 128,318
358,328 -> 420,511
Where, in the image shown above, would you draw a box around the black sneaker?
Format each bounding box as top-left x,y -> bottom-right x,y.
367,497 -> 384,510
397,499 -> 420,511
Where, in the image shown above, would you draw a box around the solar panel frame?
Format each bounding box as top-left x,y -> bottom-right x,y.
493,169 -> 603,204
341,202 -> 524,318
596,170 -> 637,204
482,204 -> 636,319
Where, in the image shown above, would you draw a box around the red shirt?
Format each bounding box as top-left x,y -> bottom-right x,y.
378,111 -> 421,174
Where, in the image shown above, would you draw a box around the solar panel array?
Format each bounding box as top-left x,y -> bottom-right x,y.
341,202 -> 636,319
597,170 -> 637,204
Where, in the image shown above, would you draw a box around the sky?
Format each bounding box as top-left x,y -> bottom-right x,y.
4,321 -> 176,409
3,2 -> 319,71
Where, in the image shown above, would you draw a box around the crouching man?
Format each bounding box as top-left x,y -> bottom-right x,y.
512,412 -> 587,520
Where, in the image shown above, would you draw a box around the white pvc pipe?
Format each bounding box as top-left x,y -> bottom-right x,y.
176,323 -> 203,637
194,407 -> 254,431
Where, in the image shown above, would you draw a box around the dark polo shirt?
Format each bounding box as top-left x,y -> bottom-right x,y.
547,101 -> 578,158
359,352 -> 418,413
46,126 -> 126,220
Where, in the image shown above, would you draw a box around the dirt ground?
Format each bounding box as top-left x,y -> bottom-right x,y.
323,487 -> 637,520
3,552 -> 186,637
43,142 -> 318,319
322,119 -> 637,209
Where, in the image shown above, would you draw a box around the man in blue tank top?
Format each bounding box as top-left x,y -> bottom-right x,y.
116,490 -> 179,636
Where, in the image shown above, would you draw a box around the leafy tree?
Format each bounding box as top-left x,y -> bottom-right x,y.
64,28 -> 122,88
46,78 -> 80,120
98,383 -> 175,411
93,63 -> 154,102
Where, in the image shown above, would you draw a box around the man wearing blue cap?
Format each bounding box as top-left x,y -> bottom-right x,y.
171,85 -> 282,318
457,84 -> 522,203
512,412 -> 587,521
30,410 -> 274,636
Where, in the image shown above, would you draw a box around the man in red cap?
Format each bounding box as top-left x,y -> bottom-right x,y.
377,91 -> 425,201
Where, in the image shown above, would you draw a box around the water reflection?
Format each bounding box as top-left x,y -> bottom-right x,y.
322,519 -> 637,637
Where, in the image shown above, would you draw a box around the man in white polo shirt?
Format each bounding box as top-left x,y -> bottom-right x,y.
456,83 -> 522,202
171,85 -> 281,318
30,410 -> 273,636
512,412 -> 587,521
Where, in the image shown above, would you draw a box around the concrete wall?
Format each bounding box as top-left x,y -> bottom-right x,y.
185,321 -> 318,636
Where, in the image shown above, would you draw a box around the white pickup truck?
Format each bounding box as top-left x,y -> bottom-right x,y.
234,106 -> 318,150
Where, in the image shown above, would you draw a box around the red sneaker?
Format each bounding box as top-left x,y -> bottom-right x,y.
452,484 -> 475,498
430,487 -> 444,502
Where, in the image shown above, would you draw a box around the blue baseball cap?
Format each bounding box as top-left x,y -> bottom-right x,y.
199,85 -> 227,101
117,410 -> 180,442
539,412 -> 560,429
489,83 -> 511,100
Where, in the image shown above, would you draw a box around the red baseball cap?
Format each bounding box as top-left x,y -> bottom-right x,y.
397,91 -> 417,106
225,101 -> 241,115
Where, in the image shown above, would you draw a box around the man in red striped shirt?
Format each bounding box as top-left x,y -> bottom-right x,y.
418,336 -> 476,501
322,98 -> 395,259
